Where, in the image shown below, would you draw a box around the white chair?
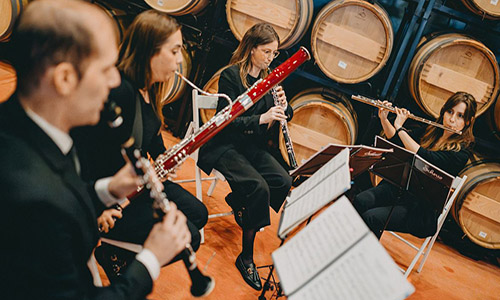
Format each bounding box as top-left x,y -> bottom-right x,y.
174,89 -> 233,242
387,175 -> 467,277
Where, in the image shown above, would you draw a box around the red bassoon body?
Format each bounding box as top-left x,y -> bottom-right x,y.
128,46 -> 311,199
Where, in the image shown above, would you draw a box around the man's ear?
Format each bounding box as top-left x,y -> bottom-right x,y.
52,62 -> 79,96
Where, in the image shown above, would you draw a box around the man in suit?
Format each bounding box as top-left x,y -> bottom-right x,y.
0,0 -> 190,299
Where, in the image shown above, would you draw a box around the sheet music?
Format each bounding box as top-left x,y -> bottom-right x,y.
288,234 -> 415,300
288,148 -> 350,204
278,159 -> 351,239
273,196 -> 367,295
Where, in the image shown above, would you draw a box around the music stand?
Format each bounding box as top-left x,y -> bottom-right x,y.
290,144 -> 392,180
259,149 -> 352,300
371,136 -> 455,236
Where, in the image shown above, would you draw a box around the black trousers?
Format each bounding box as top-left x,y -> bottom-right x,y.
352,181 -> 438,239
215,147 -> 292,230
103,180 -> 208,251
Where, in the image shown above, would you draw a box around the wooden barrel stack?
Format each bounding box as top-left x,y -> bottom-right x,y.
226,0 -> 313,49
279,88 -> 358,166
461,0 -> 500,19
408,33 -> 499,118
453,159 -> 500,249
310,0 -> 393,83
94,1 -> 133,43
143,0 -> 210,16
0,0 -> 28,42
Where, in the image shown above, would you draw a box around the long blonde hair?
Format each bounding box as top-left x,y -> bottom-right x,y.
420,92 -> 477,151
229,23 -> 279,88
117,10 -> 180,126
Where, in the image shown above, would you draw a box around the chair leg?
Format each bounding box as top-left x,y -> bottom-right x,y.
207,178 -> 218,197
89,252 -> 103,287
404,237 -> 431,278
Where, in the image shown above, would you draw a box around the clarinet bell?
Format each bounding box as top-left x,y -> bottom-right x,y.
190,271 -> 215,297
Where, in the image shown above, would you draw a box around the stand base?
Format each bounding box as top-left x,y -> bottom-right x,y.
256,264 -> 284,300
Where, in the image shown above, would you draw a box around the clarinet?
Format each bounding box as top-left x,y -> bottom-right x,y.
126,46 -> 311,200
123,142 -> 215,297
271,84 -> 298,169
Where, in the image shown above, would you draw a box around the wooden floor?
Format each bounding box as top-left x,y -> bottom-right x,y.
129,132 -> 500,300
2,67 -> 500,299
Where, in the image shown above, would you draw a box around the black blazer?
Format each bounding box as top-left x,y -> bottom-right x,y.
0,96 -> 153,300
74,72 -> 166,182
198,65 -> 293,174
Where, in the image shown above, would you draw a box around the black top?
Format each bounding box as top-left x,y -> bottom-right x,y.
74,72 -> 166,181
0,96 -> 153,300
389,127 -> 470,176
198,65 -> 293,174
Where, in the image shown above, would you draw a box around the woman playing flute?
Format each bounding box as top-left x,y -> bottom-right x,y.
353,92 -> 477,238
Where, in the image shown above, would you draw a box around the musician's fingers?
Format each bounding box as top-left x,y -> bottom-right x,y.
162,202 -> 178,227
110,208 -> 123,219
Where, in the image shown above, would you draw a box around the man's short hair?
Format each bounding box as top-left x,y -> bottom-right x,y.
8,1 -> 96,97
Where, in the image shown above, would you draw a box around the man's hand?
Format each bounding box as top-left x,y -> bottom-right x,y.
143,203 -> 191,266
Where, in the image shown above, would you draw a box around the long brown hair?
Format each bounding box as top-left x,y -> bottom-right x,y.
420,92 -> 477,151
117,10 -> 180,125
229,23 -> 280,88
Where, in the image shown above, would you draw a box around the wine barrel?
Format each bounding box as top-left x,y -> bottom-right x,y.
452,161 -> 500,249
461,0 -> 500,19
94,1 -> 132,43
310,0 -> 393,84
226,0 -> 313,49
200,68 -> 225,124
161,48 -> 191,105
279,88 -> 358,166
0,62 -> 16,103
408,33 -> 499,119
0,0 -> 28,42
143,0 -> 209,16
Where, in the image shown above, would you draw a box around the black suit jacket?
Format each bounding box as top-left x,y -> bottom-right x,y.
198,65 -> 293,174
0,96 -> 153,300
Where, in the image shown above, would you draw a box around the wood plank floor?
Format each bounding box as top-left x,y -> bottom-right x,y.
130,131 -> 500,300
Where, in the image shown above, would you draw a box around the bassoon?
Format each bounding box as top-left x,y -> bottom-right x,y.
127,46 -> 311,199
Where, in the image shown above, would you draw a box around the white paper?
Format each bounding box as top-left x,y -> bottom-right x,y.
273,196 -> 367,295
278,160 -> 351,239
288,234 -> 415,300
288,148 -> 350,204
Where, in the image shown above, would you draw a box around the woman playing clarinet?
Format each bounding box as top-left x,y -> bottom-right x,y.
74,10 -> 208,274
198,23 -> 293,290
353,92 -> 477,239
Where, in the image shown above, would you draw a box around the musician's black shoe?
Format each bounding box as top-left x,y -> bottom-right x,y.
235,254 -> 262,291
94,242 -> 135,283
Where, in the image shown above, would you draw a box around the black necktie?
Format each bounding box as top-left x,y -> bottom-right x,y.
68,145 -> 81,176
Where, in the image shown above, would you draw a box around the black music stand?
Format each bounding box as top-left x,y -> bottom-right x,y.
290,144 -> 392,180
371,136 -> 454,237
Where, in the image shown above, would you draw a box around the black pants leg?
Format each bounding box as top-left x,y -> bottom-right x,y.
215,148 -> 292,230
103,181 -> 208,251
353,182 -> 410,239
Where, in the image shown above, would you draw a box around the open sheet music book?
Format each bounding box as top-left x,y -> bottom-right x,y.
373,136 -> 454,211
290,144 -> 392,178
273,196 -> 415,300
278,149 -> 351,239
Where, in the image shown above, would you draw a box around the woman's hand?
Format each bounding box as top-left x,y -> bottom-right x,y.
259,106 -> 287,125
98,206 -> 123,233
274,86 -> 287,109
394,107 -> 411,130
377,100 -> 391,121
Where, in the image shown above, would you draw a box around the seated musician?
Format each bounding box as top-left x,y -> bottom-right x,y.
353,92 -> 477,239
198,23 -> 293,290
0,1 -> 190,298
73,10 -> 208,275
